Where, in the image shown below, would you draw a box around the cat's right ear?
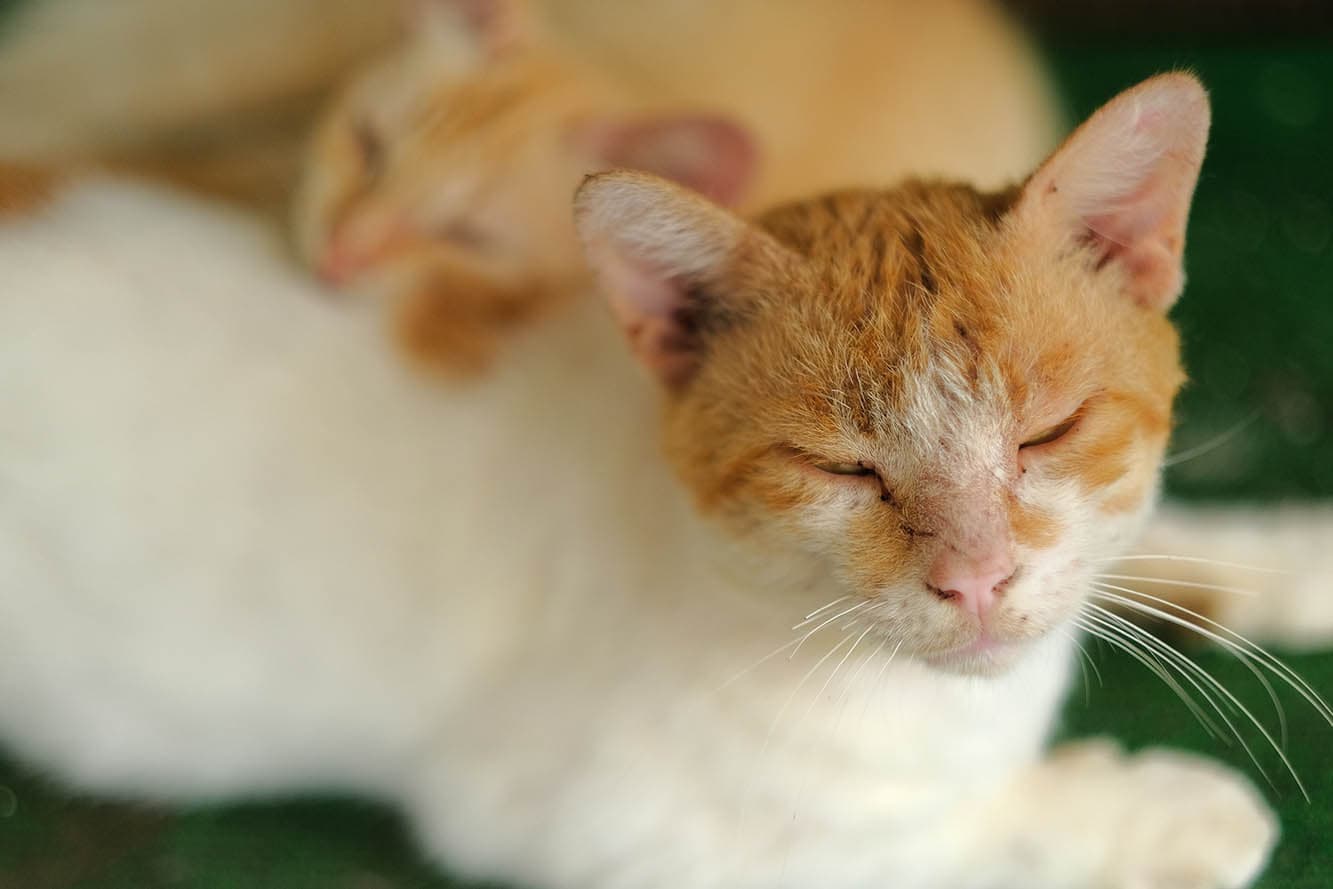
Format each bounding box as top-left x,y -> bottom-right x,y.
1013,72 -> 1210,311
574,171 -> 795,389
404,0 -> 531,56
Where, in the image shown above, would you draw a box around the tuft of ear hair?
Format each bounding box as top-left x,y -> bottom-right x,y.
570,115 -> 757,209
1015,72 -> 1210,311
404,0 -> 532,57
573,171 -> 791,389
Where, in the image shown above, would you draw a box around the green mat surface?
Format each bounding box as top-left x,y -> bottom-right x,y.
2,30 -> 1331,889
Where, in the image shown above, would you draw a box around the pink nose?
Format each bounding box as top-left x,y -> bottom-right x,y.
927,550 -> 1015,621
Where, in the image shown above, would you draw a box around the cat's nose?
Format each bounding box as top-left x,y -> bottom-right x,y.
926,550 -> 1015,621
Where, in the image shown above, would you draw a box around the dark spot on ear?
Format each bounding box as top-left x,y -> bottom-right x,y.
955,322 -> 969,340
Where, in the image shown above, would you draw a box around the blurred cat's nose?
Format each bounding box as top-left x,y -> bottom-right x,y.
318,220 -> 397,285
927,550 -> 1015,621
318,242 -> 363,285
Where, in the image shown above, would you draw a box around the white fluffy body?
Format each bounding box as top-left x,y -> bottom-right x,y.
0,181 -> 1278,888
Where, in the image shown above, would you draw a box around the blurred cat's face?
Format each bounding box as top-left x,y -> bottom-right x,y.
576,75 -> 1208,676
294,33 -> 595,297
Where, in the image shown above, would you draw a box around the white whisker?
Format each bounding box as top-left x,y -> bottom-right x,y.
1073,614 -> 1226,741
829,631 -> 887,735
1091,583 -> 1289,746
1058,627 -> 1101,705
1093,573 -> 1260,598
1080,608 -> 1260,771
1085,603 -> 1306,799
855,639 -> 903,732
712,636 -> 803,694
1090,582 -> 1333,726
761,630 -> 859,758
1094,554 -> 1296,576
798,624 -> 873,726
1162,410 -> 1260,467
790,600 -> 870,658
801,594 -> 853,622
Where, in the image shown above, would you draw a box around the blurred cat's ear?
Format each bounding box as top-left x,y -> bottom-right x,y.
404,0 -> 531,56
570,115 -> 757,208
1015,73 -> 1210,311
574,171 -> 793,388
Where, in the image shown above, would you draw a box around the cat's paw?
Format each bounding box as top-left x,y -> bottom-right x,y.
1105,748 -> 1277,889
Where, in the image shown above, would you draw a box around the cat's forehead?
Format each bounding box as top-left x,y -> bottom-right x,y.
720,180 -> 1179,466
743,184 -> 1037,435
757,183 -> 1015,259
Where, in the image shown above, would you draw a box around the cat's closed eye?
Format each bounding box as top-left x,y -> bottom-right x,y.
1019,403 -> 1085,450
433,219 -> 494,251
780,445 -> 878,481
815,460 -> 876,478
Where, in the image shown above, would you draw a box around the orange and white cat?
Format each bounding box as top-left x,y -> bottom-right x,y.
0,74 -> 1307,888
294,0 -> 1057,373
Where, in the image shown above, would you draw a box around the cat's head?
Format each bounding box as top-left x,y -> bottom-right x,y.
294,0 -> 755,305
576,74 -> 1208,676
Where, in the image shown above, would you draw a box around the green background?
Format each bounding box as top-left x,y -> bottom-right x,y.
0,9 -> 1330,889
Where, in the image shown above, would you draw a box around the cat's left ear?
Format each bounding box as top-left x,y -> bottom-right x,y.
1014,72 -> 1210,311
405,0 -> 532,56
571,115 -> 758,208
574,171 -> 796,388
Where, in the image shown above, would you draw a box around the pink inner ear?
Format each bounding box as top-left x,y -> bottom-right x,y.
575,116 -> 758,208
592,245 -> 702,387
1083,178 -> 1187,311
1021,74 -> 1209,312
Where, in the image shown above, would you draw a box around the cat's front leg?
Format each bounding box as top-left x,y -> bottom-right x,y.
965,740 -> 1276,889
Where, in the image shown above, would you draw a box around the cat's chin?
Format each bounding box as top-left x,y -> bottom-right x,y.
917,636 -> 1030,677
